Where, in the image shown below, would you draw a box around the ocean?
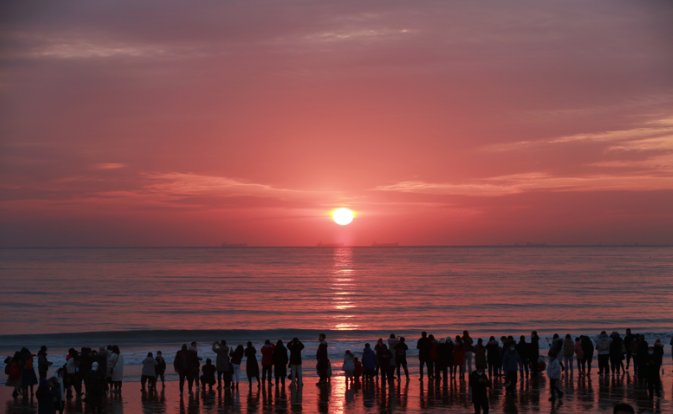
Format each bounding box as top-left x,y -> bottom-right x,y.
1,246 -> 672,381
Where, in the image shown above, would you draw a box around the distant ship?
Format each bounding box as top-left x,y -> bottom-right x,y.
220,242 -> 248,248
315,242 -> 345,247
371,242 -> 400,247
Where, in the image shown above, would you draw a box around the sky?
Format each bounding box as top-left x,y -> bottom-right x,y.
2,0 -> 673,247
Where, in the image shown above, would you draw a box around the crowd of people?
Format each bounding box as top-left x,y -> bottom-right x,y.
3,345 -> 130,414
4,330 -> 671,414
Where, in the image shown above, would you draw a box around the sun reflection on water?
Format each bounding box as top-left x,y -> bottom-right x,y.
331,247 -> 359,330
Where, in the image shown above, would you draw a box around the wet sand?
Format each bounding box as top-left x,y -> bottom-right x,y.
3,363 -> 672,413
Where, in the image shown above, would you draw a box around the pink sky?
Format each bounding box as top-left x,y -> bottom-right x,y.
2,0 -> 673,246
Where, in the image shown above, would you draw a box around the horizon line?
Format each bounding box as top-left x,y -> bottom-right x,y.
1,243 -> 673,249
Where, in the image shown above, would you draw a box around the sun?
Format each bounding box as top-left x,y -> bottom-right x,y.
331,208 -> 355,226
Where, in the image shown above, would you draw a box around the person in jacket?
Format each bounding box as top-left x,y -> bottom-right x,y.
530,331 -> 540,374
316,333 -> 330,384
562,334 -> 574,377
380,346 -> 394,384
643,346 -> 661,398
342,350 -> 355,383
362,343 -> 376,382
260,340 -> 275,385
653,338 -> 664,370
416,331 -> 430,381
37,346 -> 52,380
502,342 -> 521,395
463,331 -> 474,374
453,336 -> 465,379
474,338 -> 487,372
596,331 -> 611,376
623,329 -> 635,371
387,334 -> 398,362
354,357 -> 363,382
51,371 -> 65,414
574,337 -> 585,376
443,338 -> 455,379
200,358 -> 216,390
581,335 -> 594,375
5,354 -> 22,399
374,338 -> 386,380
141,352 -> 156,392
547,350 -> 564,403
435,338 -> 450,384
155,351 -> 166,388
287,337 -> 304,386
244,342 -> 260,388
394,336 -> 409,380
486,336 -> 500,379
19,347 -> 38,398
110,345 -> 124,394
84,362 -> 106,413
635,335 -> 649,380
174,344 -> 193,395
609,332 -> 625,376
36,378 -> 55,414
427,334 -> 438,381
64,348 -> 81,399
188,342 -> 201,389
469,367 -> 490,414
212,340 -> 230,388
515,336 -> 529,379
230,345 -> 244,388
272,340 -> 288,387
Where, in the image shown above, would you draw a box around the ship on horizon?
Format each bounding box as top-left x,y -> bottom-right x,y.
220,242 -> 248,248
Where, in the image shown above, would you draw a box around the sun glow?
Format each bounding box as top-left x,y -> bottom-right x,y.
331,208 -> 355,226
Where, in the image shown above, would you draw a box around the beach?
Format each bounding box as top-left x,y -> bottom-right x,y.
2,360 -> 672,413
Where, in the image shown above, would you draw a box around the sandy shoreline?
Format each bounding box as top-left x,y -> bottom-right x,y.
3,361 -> 671,413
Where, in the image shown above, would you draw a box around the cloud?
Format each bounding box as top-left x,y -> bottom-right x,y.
484,116 -> 673,152
94,162 -> 126,170
142,172 -> 303,198
608,135 -> 673,152
301,27 -> 416,44
373,180 -> 520,197
375,171 -> 673,197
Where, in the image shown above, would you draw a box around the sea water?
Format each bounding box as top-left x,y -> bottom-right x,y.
1,246 -> 672,380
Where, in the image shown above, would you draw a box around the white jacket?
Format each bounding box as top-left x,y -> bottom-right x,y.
596,334 -> 611,355
342,355 -> 355,373
141,357 -> 156,377
547,357 -> 561,380
111,353 -> 124,382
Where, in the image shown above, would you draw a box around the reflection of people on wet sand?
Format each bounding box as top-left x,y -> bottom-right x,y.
469,367 -> 490,414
